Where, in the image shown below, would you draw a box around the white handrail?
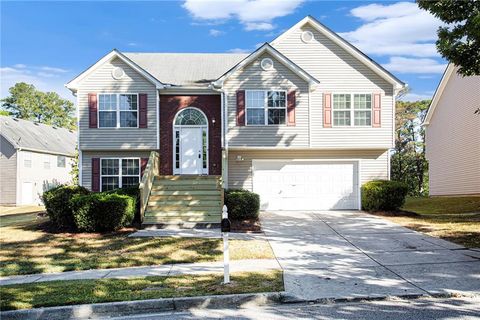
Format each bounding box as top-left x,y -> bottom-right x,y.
139,151 -> 159,221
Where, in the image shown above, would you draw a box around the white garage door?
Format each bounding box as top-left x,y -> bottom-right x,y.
252,160 -> 359,210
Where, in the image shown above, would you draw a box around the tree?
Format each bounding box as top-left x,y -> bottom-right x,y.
1,82 -> 76,129
391,100 -> 430,196
417,0 -> 480,76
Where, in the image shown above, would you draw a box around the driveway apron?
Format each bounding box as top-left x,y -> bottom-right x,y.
261,211 -> 480,301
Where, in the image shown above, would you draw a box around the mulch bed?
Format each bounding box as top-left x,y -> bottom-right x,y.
230,218 -> 262,233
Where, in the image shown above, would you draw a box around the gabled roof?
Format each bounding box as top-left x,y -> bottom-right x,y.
423,64 -> 455,126
212,43 -> 320,88
66,49 -> 165,92
124,53 -> 248,87
271,15 -> 406,91
0,116 -> 77,156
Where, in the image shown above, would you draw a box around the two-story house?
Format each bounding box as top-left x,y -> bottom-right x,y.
66,16 -> 405,228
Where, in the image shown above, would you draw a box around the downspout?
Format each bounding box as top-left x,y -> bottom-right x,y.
209,83 -> 228,189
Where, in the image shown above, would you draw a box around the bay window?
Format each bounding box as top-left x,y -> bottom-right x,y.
246,90 -> 286,125
332,93 -> 372,127
98,94 -> 138,128
100,158 -> 140,191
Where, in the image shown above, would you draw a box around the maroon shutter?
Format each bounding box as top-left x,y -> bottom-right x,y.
141,158 -> 148,177
372,93 -> 381,128
91,158 -> 100,192
236,90 -> 245,126
323,92 -> 332,128
88,93 -> 98,128
287,90 -> 296,126
139,94 -> 148,128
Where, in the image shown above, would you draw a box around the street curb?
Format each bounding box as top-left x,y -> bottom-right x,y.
0,292 -> 286,320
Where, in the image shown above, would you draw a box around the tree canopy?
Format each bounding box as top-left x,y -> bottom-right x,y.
417,0 -> 480,76
1,82 -> 76,130
391,99 -> 430,196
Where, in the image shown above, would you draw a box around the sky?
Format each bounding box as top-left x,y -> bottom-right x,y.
1,0 -> 447,102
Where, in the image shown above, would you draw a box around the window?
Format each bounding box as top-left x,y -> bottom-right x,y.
332,93 -> 372,127
175,131 -> 180,170
57,156 -> 66,168
174,108 -> 207,125
98,94 -> 138,128
44,155 -> 51,169
100,158 -> 140,191
353,94 -> 372,126
246,90 -> 286,126
333,94 -> 351,126
24,152 -> 32,167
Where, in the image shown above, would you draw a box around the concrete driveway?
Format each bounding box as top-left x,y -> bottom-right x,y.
261,211 -> 480,301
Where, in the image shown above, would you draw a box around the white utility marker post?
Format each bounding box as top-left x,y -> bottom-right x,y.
221,205 -> 230,284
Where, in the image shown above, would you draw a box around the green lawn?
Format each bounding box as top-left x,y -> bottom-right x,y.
0,210 -> 274,277
381,196 -> 480,248
0,271 -> 284,311
402,196 -> 480,215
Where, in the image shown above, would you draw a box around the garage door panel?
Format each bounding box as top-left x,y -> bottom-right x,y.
252,160 -> 359,210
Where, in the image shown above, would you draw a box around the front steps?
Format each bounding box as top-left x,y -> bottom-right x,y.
142,175 -> 223,229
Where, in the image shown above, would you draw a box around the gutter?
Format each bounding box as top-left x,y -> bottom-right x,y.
16,147 -> 75,158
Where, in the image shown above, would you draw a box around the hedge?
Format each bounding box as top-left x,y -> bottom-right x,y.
105,185 -> 140,222
225,189 -> 260,220
41,185 -> 90,230
71,193 -> 135,232
361,180 -> 409,211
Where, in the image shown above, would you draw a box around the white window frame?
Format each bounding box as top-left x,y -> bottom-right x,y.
332,93 -> 372,127
43,155 -> 51,169
57,155 -> 66,168
100,157 -> 141,191
97,93 -> 139,129
245,90 -> 288,126
23,152 -> 32,167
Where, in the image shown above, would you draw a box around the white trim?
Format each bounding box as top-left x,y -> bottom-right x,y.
97,93 -> 139,129
213,44 -> 319,88
156,91 -> 160,149
245,90 -> 288,126
99,157 -> 141,192
308,87 -> 312,147
251,158 -> 362,210
261,58 -> 274,71
172,107 -> 209,175
387,149 -> 391,180
227,146 -> 390,151
65,50 -> 164,92
79,149 -> 83,186
423,63 -> 454,125
271,16 -> 405,90
331,93 -> 373,128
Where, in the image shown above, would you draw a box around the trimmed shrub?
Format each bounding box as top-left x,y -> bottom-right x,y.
71,193 -> 135,232
225,189 -> 260,220
105,185 -> 140,222
42,185 -> 90,230
361,180 -> 409,211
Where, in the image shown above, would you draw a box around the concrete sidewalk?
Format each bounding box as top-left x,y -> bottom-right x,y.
130,229 -> 266,240
0,259 -> 281,286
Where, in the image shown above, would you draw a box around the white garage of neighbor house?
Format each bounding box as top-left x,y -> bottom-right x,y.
0,116 -> 77,206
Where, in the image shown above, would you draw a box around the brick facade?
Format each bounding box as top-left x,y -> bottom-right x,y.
159,95 -> 222,175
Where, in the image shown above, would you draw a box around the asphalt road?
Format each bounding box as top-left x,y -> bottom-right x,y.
104,297 -> 480,320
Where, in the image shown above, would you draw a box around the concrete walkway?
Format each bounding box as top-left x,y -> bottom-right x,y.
0,259 -> 281,286
261,211 -> 480,301
130,229 -> 266,240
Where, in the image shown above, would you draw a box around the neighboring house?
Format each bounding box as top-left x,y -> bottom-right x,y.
424,64 -> 480,196
0,116 -> 76,205
65,16 -> 405,226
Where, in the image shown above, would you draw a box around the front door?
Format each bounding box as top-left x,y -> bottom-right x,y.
179,127 -> 203,174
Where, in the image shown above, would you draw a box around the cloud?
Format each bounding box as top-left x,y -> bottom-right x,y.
0,65 -> 74,101
227,48 -> 251,53
127,42 -> 138,47
340,2 -> 443,57
244,22 -> 274,31
382,57 -> 447,74
183,0 -> 304,31
209,29 -> 225,37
